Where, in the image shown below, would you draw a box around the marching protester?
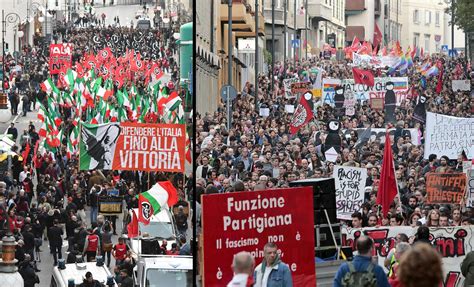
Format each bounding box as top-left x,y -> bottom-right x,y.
228,251 -> 255,287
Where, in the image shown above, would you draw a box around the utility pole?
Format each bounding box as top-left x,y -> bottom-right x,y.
227,0 -> 232,130
293,0 -> 296,67
451,0 -> 454,57
271,0 -> 275,95
305,0 -> 308,59
283,0 -> 287,77
255,0 -> 259,113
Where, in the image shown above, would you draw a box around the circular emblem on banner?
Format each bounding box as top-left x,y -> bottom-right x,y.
101,66 -> 108,75
101,50 -> 109,59
291,104 -> 307,128
141,201 -> 152,220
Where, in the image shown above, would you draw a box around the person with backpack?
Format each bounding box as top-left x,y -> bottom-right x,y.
334,236 -> 390,287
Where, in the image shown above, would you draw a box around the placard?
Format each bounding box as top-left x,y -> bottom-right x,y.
452,80 -> 471,92
425,173 -> 466,204
290,82 -> 312,94
285,104 -> 295,113
342,226 -> 474,287
283,78 -> 298,98
201,187 -> 316,287
424,112 -> 474,159
333,166 -> 367,220
370,98 -> 384,110
49,43 -> 73,74
322,77 -> 409,105
79,123 -> 186,172
467,169 -> 474,207
98,196 -> 123,214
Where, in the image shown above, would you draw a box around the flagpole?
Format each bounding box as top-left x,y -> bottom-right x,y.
387,128 -> 402,213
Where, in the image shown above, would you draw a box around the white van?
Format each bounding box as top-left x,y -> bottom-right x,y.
50,262 -> 118,287
134,255 -> 193,287
126,208 -> 179,255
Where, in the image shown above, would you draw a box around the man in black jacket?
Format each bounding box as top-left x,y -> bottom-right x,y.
48,219 -> 63,266
19,255 -> 40,287
22,224 -> 35,259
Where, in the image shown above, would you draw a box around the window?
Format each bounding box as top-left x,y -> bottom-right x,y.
424,34 -> 430,54
435,12 -> 440,26
413,10 -> 419,24
425,10 -> 431,25
413,33 -> 420,47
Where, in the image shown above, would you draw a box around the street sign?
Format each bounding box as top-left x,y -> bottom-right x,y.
441,45 -> 449,53
291,39 -> 300,48
449,49 -> 458,57
220,85 -> 237,102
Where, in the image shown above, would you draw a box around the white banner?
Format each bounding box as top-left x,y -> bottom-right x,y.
424,112 -> 474,159
467,169 -> 474,207
322,77 -> 409,105
352,52 -> 400,68
342,226 -> 474,287
333,166 -> 367,220
452,80 -> 471,92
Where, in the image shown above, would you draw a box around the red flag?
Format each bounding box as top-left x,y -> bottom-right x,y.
158,181 -> 179,207
352,67 -> 375,87
435,67 -> 444,94
289,91 -> 314,135
376,133 -> 398,217
351,36 -> 361,50
22,143 -> 31,166
421,47 -> 424,57
127,209 -> 139,238
373,23 -> 383,48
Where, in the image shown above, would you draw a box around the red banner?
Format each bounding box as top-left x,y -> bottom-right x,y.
111,123 -> 186,172
49,43 -> 73,74
201,187 -> 316,286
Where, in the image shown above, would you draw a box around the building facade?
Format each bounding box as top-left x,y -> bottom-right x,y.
400,0 -> 465,55
263,0 -> 345,61
345,0 -> 401,46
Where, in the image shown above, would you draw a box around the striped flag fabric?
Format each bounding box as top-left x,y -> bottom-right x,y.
137,181 -> 178,225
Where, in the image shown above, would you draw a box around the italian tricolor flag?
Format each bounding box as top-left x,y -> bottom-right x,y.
137,181 -> 178,225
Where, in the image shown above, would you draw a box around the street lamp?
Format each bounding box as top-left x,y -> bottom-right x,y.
2,10 -> 22,92
26,1 -> 44,48
439,0 -> 455,57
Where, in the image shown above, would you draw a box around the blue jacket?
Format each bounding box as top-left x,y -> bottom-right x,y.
333,255 -> 390,287
254,261 -> 293,287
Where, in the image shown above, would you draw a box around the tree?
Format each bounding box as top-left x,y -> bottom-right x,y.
451,0 -> 474,33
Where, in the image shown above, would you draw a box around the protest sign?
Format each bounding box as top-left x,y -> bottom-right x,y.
291,82 -> 312,94
311,68 -> 323,98
333,166 -> 367,220
322,77 -> 409,105
49,43 -> 73,74
342,226 -> 473,287
79,122 -> 186,172
352,52 -> 399,68
344,91 -> 356,116
325,147 -> 338,162
202,187 -> 316,287
285,104 -> 295,113
452,80 -> 471,92
426,173 -> 466,204
283,78 -> 298,98
467,169 -> 474,207
98,196 -> 124,214
424,112 -> 474,159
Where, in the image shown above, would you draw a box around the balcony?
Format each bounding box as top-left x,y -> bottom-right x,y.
263,8 -> 285,26
346,0 -> 366,15
220,0 -> 264,39
308,2 -> 332,22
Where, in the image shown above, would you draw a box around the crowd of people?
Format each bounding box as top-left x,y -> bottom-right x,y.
196,53 -> 473,227
196,53 -> 473,285
0,5 -> 190,287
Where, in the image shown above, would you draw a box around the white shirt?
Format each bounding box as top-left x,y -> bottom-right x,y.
19,171 -> 28,183
261,267 -> 272,287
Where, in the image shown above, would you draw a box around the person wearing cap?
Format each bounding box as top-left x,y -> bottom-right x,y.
79,271 -> 103,287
